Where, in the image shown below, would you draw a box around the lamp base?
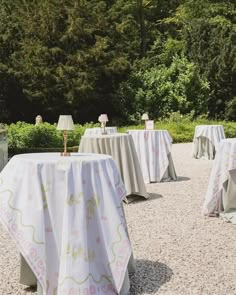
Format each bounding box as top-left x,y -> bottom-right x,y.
60,152 -> 71,156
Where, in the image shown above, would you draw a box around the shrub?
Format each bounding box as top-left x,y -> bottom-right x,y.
7,121 -> 99,149
133,57 -> 209,120
225,97 -> 236,121
5,119 -> 236,156
7,122 -> 61,148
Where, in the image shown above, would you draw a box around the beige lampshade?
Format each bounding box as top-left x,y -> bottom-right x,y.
141,113 -> 149,121
57,115 -> 75,130
98,114 -> 108,123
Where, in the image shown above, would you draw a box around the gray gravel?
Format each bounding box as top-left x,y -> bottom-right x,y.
1,143 -> 236,295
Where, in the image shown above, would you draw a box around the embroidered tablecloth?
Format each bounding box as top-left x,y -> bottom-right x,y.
0,153 -> 132,295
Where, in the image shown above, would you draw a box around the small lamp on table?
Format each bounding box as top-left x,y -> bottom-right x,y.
98,114 -> 109,135
57,115 -> 75,156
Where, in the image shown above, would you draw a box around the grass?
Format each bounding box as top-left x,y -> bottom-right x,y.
119,119 -> 236,143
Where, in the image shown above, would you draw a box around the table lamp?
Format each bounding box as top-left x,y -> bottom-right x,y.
141,113 -> 149,129
57,115 -> 74,156
98,114 -> 108,134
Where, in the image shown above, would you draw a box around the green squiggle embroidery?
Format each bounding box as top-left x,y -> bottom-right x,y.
67,193 -> 82,206
0,189 -> 44,245
59,273 -> 112,286
108,224 -> 123,266
86,194 -> 100,220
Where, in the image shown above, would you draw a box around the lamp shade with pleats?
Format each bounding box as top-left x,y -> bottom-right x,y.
57,115 -> 75,130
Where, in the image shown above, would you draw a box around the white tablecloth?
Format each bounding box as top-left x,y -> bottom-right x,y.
202,139 -> 236,215
84,127 -> 117,136
127,130 -> 176,183
0,153 -> 132,295
192,125 -> 225,159
79,134 -> 148,202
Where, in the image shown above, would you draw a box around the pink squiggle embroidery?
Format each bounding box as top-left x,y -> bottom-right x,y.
16,230 -> 24,240
29,247 -> 38,259
45,227 -> 53,233
116,186 -> 126,200
60,284 -> 116,295
1,218 -> 45,282
90,285 -> 96,294
115,260 -> 123,268
71,229 -> 79,236
37,259 -> 45,270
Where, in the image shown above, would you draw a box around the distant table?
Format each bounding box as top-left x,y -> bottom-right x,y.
84,127 -> 117,136
192,125 -> 225,160
79,134 -> 148,202
128,130 -> 177,183
0,153 -> 134,294
202,138 -> 236,221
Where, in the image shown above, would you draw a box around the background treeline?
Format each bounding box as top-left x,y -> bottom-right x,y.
0,0 -> 235,124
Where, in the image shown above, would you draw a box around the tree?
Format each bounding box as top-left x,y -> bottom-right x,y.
121,56 -> 209,120
166,0 -> 236,119
0,0 -> 134,122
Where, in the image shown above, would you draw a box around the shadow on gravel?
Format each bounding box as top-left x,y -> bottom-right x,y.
126,193 -> 163,204
147,193 -> 163,201
129,259 -> 173,294
24,286 -> 37,292
176,176 -> 190,182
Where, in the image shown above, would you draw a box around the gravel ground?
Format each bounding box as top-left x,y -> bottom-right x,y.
1,143 -> 236,295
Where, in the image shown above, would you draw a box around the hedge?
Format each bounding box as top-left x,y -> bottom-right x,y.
3,118 -> 236,156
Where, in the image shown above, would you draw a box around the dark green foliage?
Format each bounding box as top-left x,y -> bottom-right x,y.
118,54 -> 209,123
167,0 -> 236,119
0,0 -> 136,123
0,0 -> 235,123
225,97 -> 236,121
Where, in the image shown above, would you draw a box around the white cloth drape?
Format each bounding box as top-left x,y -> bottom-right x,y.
128,130 -> 176,183
202,139 -> 236,215
0,153 -> 132,295
192,125 -> 225,159
84,127 -> 117,136
79,134 -> 148,202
